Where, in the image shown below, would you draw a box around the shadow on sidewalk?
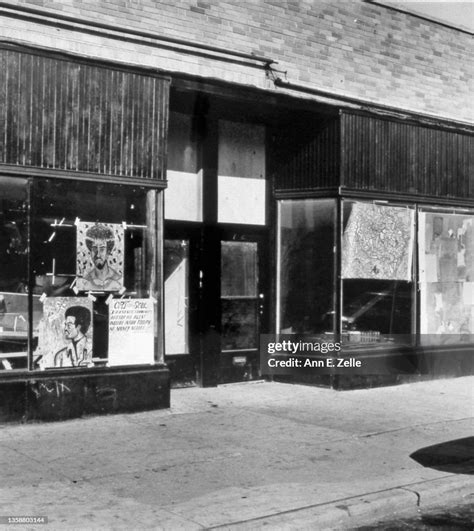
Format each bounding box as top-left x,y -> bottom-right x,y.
410,437 -> 474,475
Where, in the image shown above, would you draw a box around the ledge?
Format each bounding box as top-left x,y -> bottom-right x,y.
0,364 -> 170,422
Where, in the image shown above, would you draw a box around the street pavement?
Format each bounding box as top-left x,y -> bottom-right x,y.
0,376 -> 472,530
355,501 -> 474,529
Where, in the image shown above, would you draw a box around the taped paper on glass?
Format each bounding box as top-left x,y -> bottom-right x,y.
76,222 -> 124,292
34,297 -> 93,369
108,299 -> 154,366
418,212 -> 474,337
341,203 -> 414,281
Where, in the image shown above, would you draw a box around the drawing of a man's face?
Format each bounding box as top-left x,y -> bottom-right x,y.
63,306 -> 91,341
85,224 -> 116,271
90,239 -> 109,270
64,316 -> 80,340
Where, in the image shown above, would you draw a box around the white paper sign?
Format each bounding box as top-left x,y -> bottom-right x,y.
108,299 -> 154,366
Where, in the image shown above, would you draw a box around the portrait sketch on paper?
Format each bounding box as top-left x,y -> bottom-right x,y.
34,297 -> 93,369
76,222 -> 124,292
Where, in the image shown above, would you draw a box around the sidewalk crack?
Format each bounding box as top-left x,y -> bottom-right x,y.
357,416 -> 474,439
159,507 -> 207,529
401,486 -> 421,507
0,442 -> 78,483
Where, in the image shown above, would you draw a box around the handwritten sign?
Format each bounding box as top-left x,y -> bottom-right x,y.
108,299 -> 154,366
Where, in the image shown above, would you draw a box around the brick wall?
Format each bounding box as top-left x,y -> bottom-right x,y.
1,0 -> 472,123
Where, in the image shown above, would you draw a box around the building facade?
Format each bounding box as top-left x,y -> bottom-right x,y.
0,0 -> 472,420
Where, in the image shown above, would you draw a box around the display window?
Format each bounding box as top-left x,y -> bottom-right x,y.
0,176 -> 163,371
0,178 -> 31,370
277,198 -> 472,347
418,207 -> 474,344
277,199 -> 336,335
341,201 -> 415,343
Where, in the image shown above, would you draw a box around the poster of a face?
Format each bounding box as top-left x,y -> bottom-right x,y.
34,298 -> 93,369
76,222 -> 124,292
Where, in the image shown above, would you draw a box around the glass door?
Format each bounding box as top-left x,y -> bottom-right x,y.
220,235 -> 267,382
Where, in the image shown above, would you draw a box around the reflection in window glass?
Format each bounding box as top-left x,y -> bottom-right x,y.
277,199 -> 335,334
0,178 -> 29,370
221,300 -> 258,351
164,240 -> 189,355
419,209 -> 474,343
30,179 -> 161,369
342,201 -> 414,343
342,279 -> 412,340
221,242 -> 258,298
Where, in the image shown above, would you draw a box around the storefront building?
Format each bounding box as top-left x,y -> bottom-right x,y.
0,45 -> 170,420
273,111 -> 473,388
0,1 -> 472,420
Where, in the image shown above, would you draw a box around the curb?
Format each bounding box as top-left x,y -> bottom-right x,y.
212,475 -> 474,530
407,474 -> 474,509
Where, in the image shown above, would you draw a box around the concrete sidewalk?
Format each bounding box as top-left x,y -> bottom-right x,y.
0,377 -> 472,530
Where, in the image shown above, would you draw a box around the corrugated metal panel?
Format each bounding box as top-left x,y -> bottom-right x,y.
341,112 -> 473,199
0,47 -> 169,180
270,118 -> 340,191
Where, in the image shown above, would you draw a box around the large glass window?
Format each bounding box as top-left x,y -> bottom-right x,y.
0,178 -> 30,370
277,198 -> 472,348
30,179 -> 162,370
341,201 -> 415,343
419,208 -> 474,344
277,199 -> 336,334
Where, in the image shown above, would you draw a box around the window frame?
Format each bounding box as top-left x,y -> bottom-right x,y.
275,194 -> 474,350
0,175 -> 165,373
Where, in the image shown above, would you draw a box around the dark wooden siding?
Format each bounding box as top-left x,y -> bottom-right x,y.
270,117 -> 340,191
0,47 -> 169,180
341,112 -> 473,199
